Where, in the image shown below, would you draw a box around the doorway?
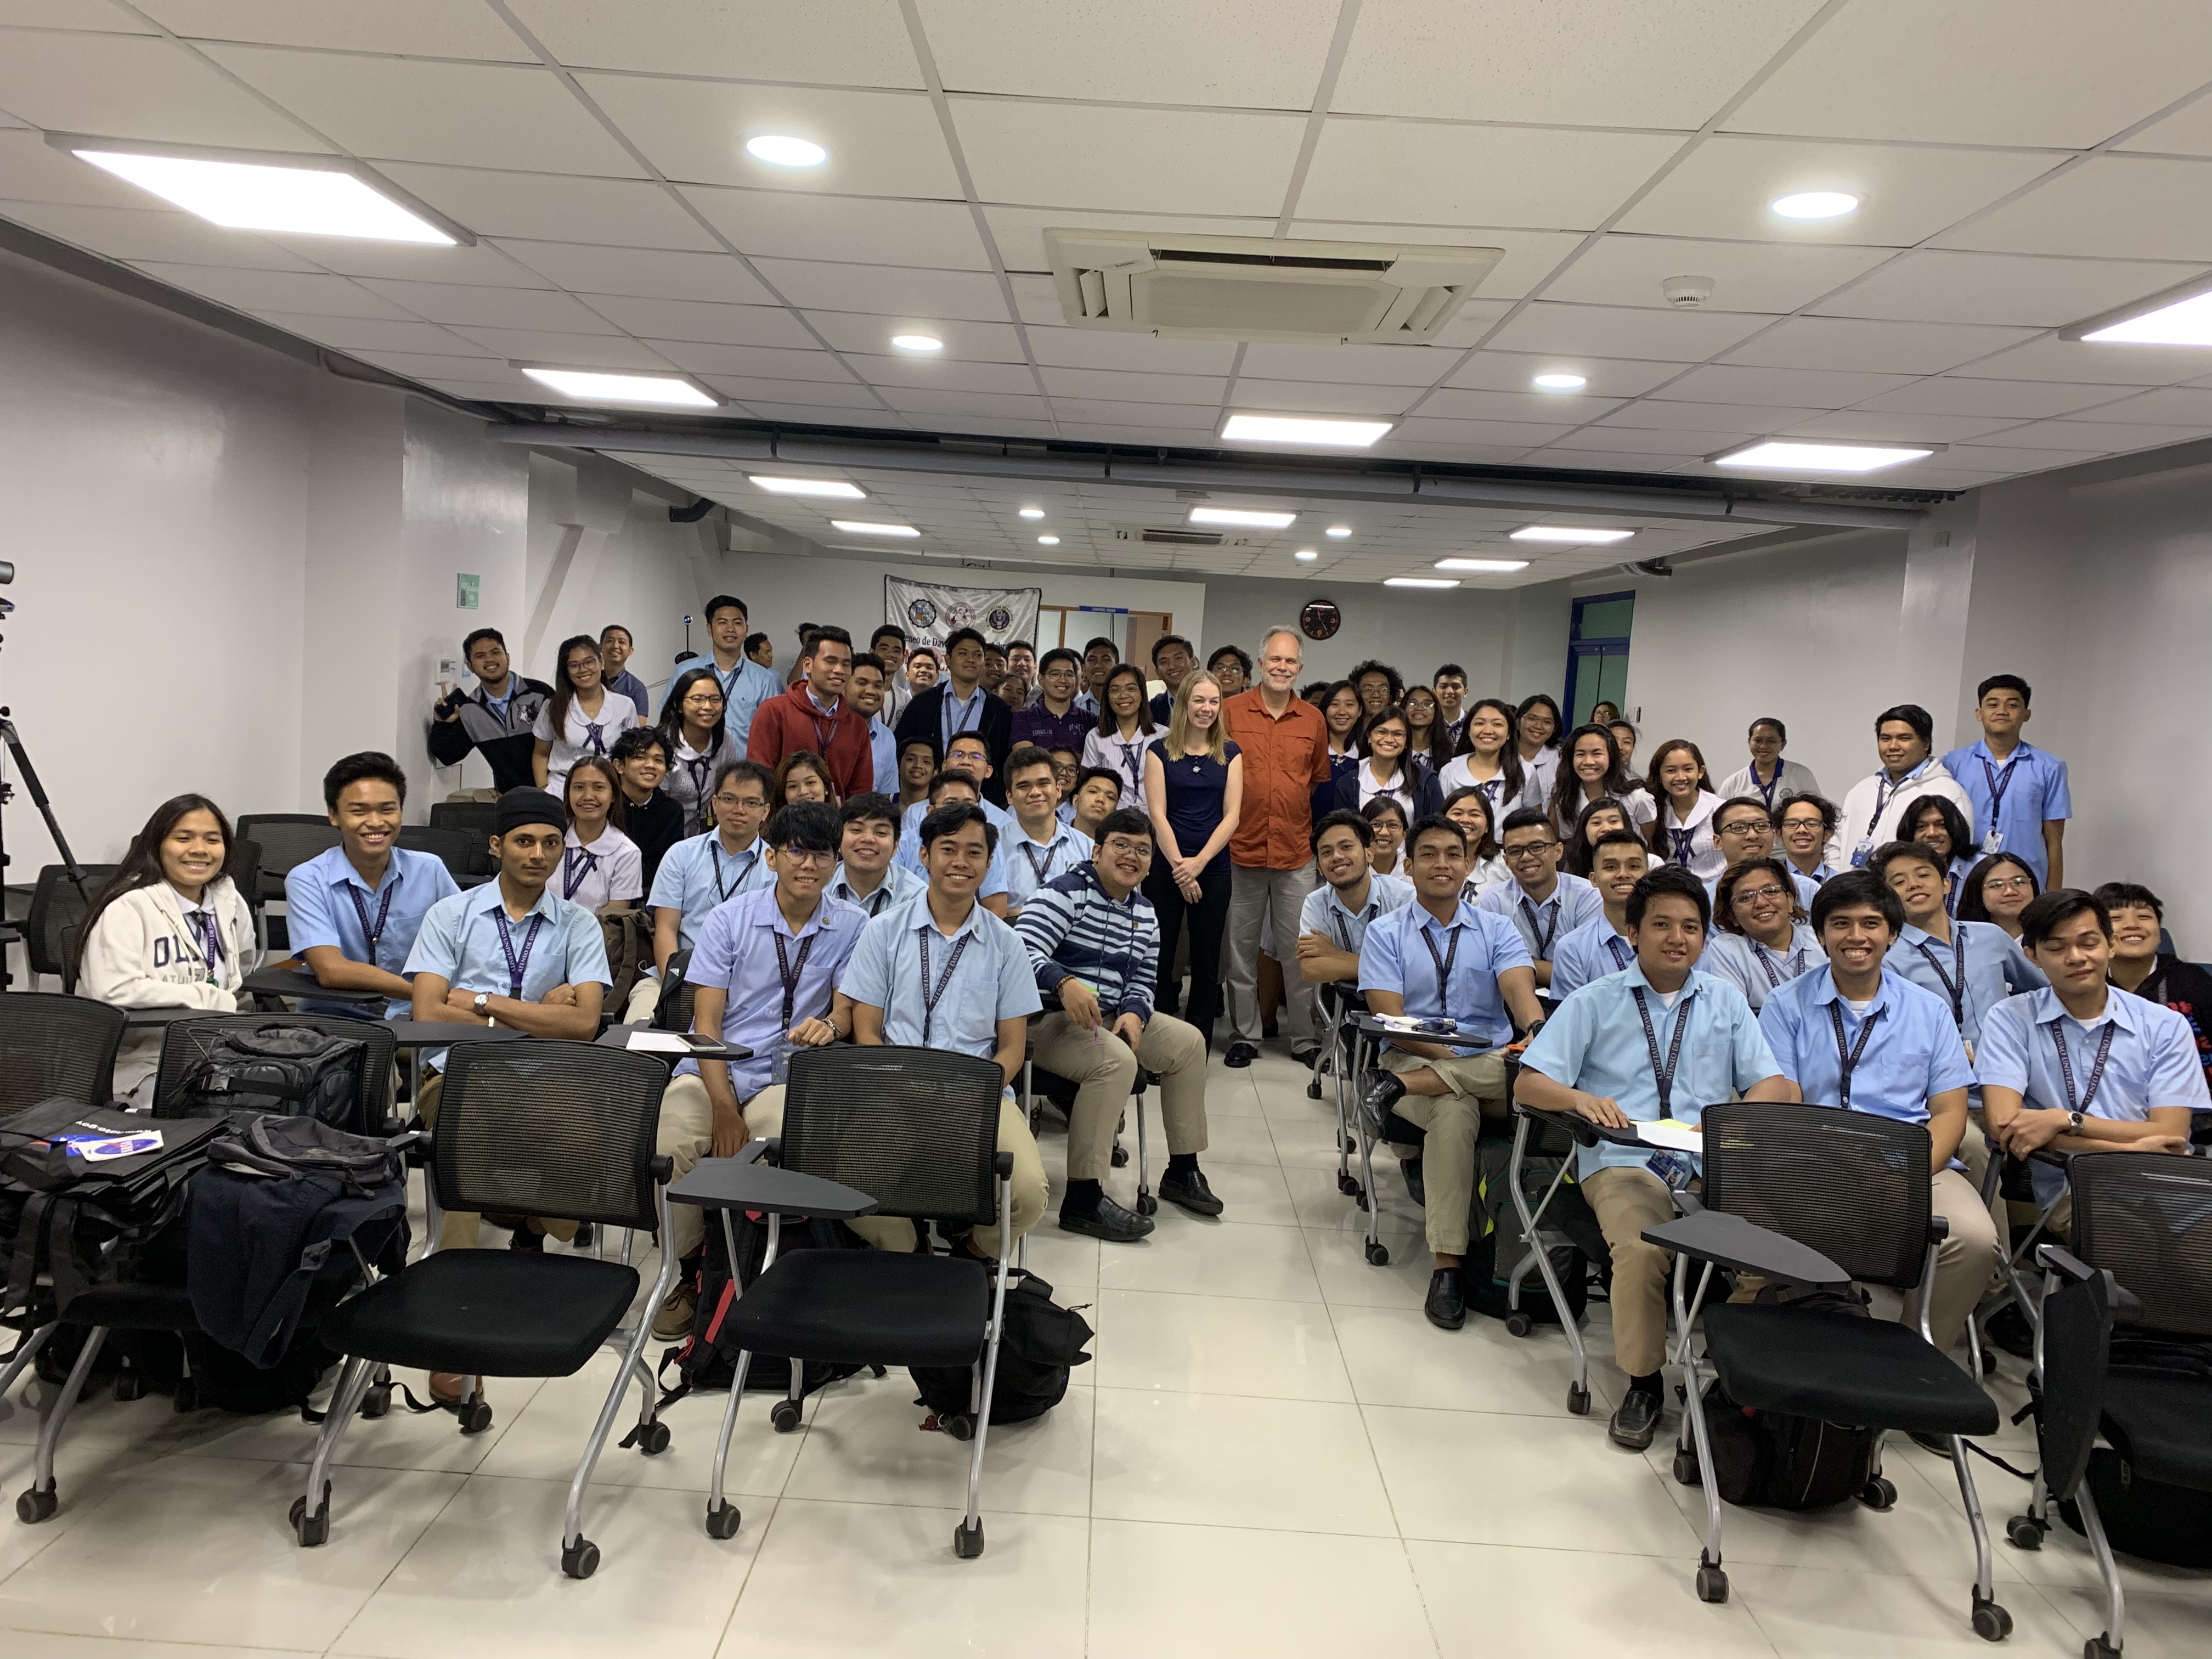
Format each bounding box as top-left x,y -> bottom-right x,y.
1564,591 -> 1634,725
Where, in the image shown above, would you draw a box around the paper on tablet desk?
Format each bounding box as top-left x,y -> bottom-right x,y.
625,1030 -> 696,1053
1635,1119 -> 1702,1154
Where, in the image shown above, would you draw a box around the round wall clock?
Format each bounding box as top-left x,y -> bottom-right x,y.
1300,599 -> 1341,641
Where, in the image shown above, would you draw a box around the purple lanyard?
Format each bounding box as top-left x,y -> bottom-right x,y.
710,842 -> 758,902
1418,920 -> 1461,1011
1604,933 -> 1633,970
186,909 -> 223,977
1980,753 -> 2019,819
1631,986 -> 1690,1116
1020,839 -> 1061,889
1749,760 -> 1781,809
1519,894 -> 1560,960
581,720 -> 607,755
1826,1001 -> 1881,1111
1669,825 -> 1697,866
492,910 -> 546,1000
562,845 -> 599,901
1916,930 -> 1968,1029
2051,1019 -> 2118,1115
1870,763 -> 1926,830
344,876 -> 397,959
1756,939 -> 1810,989
917,928 -> 974,1046
772,929 -> 820,1031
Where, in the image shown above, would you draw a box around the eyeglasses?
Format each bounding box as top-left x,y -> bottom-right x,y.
774,847 -> 834,867
1718,820 -> 1770,837
1984,876 -> 2035,894
1502,841 -> 1555,862
713,792 -> 766,809
1731,884 -> 1788,905
1779,817 -> 1825,833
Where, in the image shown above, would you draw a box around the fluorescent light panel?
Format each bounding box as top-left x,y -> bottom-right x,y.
1385,577 -> 1459,589
2073,283 -> 2212,346
1712,439 -> 1934,472
1189,506 -> 1296,529
1037,535 -> 1060,545
1509,525 -> 1635,545
1435,558 -> 1531,572
1018,506 -> 1045,519
1294,549 -> 1318,561
1325,525 -> 1352,538
749,476 -> 863,498
831,520 -> 920,537
72,146 -> 455,243
1220,413 -> 1393,449
521,368 -> 715,408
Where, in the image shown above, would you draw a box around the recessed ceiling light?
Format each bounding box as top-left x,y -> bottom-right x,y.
521,368 -> 716,408
68,145 -> 457,243
1435,558 -> 1531,572
1385,577 -> 1459,589
1531,372 -> 1588,391
749,476 -> 864,499
1037,535 -> 1060,545
1325,525 -> 1352,539
1018,506 -> 1045,520
1711,439 -> 1936,473
831,520 -> 919,537
1295,549 -> 1318,561
890,333 -> 944,353
1769,190 -> 1860,220
1509,525 -> 1637,545
746,134 -> 827,167
2069,280 -> 2212,346
1189,506 -> 1296,529
1220,413 -> 1393,449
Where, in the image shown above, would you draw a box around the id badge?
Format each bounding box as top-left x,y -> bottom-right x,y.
1982,829 -> 2004,854
1850,838 -> 1874,869
1646,1149 -> 1696,1190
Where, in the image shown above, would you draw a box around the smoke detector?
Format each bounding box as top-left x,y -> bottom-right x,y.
1661,275 -> 1716,309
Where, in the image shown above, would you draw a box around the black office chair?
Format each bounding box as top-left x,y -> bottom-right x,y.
428,800 -> 498,843
292,1039 -> 676,1579
150,1012 -> 399,1135
2006,1152 -> 2212,1659
234,815 -> 341,907
690,1044 -> 1014,1560
398,823 -> 492,883
0,992 -> 125,1122
1649,1102 -> 2007,1638
25,865 -> 119,994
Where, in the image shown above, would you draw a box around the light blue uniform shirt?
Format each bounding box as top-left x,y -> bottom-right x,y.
842,898 -> 1042,1062
1549,913 -> 1638,1000
1476,871 -> 1603,964
1706,868 -> 1821,915
1701,924 -> 1819,1013
1299,872 -> 1415,957
1886,920 -> 2044,1049
866,715 -> 897,800
672,651 -> 785,752
1941,740 -> 2072,884
824,860 -> 921,921
675,887 -> 866,1097
1000,821 -> 1093,912
895,798 -> 1011,897
1759,968 -> 1974,1128
1521,965 -> 1779,1177
1358,900 -> 1533,1052
402,881 -> 610,1071
284,845 -> 459,1019
647,831 -> 775,951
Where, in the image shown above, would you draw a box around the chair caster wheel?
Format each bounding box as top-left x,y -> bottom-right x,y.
870,1364 -> 887,1378
1136,1193 -> 1157,1216
1504,1312 -> 1534,1338
1858,1476 -> 1897,1511
769,1400 -> 802,1434
1307,1079 -> 1322,1099
2085,1638 -> 2120,1659
2006,1514 -> 2045,1550
943,1412 -> 975,1442
561,1538 -> 600,1579
637,1420 -> 672,1454
705,1501 -> 741,1541
1336,1172 -> 1361,1197
1971,1598 -> 2012,1642
1567,1384 -> 1591,1416
360,1385 -> 392,1419
572,1223 -> 594,1249
289,1485 -> 331,1547
16,1486 -> 58,1524
113,1371 -> 145,1402
1110,1142 -> 1128,1168
953,1518 -> 985,1559
1364,1240 -> 1390,1266
1695,1562 -> 1729,1604
458,1398 -> 493,1435
1673,1448 -> 1701,1487
172,1378 -> 198,1413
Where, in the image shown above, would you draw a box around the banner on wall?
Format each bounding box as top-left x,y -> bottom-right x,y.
883,575 -> 1041,651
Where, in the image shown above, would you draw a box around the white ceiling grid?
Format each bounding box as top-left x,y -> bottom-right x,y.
0,1 -> 2209,584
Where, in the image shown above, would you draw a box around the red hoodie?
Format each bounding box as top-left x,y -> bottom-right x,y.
746,681 -> 874,799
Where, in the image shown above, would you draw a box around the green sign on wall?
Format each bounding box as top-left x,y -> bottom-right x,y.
456,573 -> 479,610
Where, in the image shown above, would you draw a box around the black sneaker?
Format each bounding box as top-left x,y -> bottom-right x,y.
1223,1041 -> 1259,1069
1159,1167 -> 1224,1216
1057,1193 -> 1155,1242
1400,1156 -> 1426,1207
1424,1266 -> 1466,1330
1359,1068 -> 1406,1134
1609,1389 -> 1662,1450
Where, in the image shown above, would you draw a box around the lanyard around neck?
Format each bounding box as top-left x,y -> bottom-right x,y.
1632,985 -> 1690,1117
1826,999 -> 1881,1111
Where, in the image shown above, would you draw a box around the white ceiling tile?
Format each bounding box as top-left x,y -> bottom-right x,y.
259,313 -> 493,354
1807,249 -> 2205,328
845,353 -> 1039,394
700,374 -> 885,409
439,326 -> 676,368
952,99 -> 1306,217
805,309 -> 1026,361
200,47 -> 643,176
352,278 -> 620,332
1237,342 -> 1454,386
268,237 -> 554,286
371,163 -> 720,250
1045,402 -> 1219,431
0,1 -> 151,30
635,340 -> 859,381
1389,416 -> 1576,446
1654,364 -> 1920,405
1966,420 -> 2199,452
1289,222 -> 1585,302
683,187 -> 991,270
132,262 -> 414,318
919,0 -> 1340,108
1228,379 -> 1421,416
0,129 -> 158,208
509,0 -> 922,86
1538,234 -> 1893,314
1027,327 -> 1238,374
1935,156 -> 2212,262
580,294 -> 816,347
348,349 -> 516,382
980,205 -> 1277,276
1541,426 -> 1753,456
1446,353 -> 1694,398
577,76 -> 960,195
1929,443 -> 2115,470
1778,411 -> 2031,443
2064,387 -> 2212,425
871,387 -> 1049,419
1297,121 -> 1678,229
0,31 -> 325,149
1419,387 -> 1625,423
138,0 -> 534,58
1720,317 -> 2038,375
1615,137 -> 2058,247
1945,337 -> 2212,386
0,199 -> 320,269
1850,379 -> 2129,418
1485,302 -> 1773,360
1038,365 -> 1227,404
1723,0 -> 2212,148
2118,93 -> 2212,159
494,241 -> 772,304
748,258 -> 1009,323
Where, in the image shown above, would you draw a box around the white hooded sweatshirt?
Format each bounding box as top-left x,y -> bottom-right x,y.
77,877 -> 259,1097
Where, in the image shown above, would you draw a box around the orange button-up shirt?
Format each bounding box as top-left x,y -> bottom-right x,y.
1221,687 -> 1331,870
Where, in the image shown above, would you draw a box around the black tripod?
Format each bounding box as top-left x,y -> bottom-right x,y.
1,580 -> 93,991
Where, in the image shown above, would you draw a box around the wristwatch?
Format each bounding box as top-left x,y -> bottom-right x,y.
1524,1018 -> 1547,1038
473,992 -> 491,1018
2066,1109 -> 2084,1134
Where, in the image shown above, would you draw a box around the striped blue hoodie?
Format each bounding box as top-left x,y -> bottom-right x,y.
1013,864 -> 1160,1023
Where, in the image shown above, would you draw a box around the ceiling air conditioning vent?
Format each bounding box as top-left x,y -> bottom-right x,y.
1046,228 -> 1503,345
1141,528 -> 1223,547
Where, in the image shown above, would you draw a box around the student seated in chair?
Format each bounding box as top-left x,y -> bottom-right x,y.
1515,866 -> 1789,1449
1477,808 -> 1602,990
1699,856 -> 1816,1013
653,800 -> 870,1337
287,751 -> 459,1019
1000,744 -> 1093,918
1017,808 -> 1220,1240
1707,794 -> 1821,912
1755,870 -> 1999,1359
825,792 -> 921,919
1548,829 -> 1657,998
841,802 -> 1048,1262
1357,814 -> 1545,1331
1295,808 -> 1414,990
646,759 -> 776,983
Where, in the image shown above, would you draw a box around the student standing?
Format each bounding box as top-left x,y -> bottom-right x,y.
894,627 -> 1013,805
1350,660 -> 1403,724
1903,793 -> 1979,916
1431,664 -> 1469,749
894,735 -> 938,817
2097,881 -> 2212,1085
903,644 -> 940,701
1206,643 -> 1251,699
1514,693 -> 1565,808
1011,647 -> 1092,757
1646,738 -> 1723,879
1548,723 -> 1654,841
656,667 -> 731,832
1756,871 -> 1995,1355
826,793 -> 922,919
428,627 -> 552,793
1315,680 -> 1363,824
77,793 -> 261,1101
557,757 -> 644,915
1517,867 -> 1787,1448
747,633 -> 775,672
1478,808 -> 1602,990
532,634 -> 639,795
647,759 -> 776,975
1441,787 -> 1511,901
1830,703 -> 1973,871
1437,697 -> 1527,816
670,595 -> 785,751
1607,718 -> 1640,774
287,752 -> 459,1020
1360,814 -> 1544,1330
847,651 -> 898,804
1708,795 -> 1821,911
597,624 -> 650,724
896,732 -> 1013,849
1295,809 -> 1415,990
1362,795 -> 1408,880
1402,685 -> 1454,782
870,624 -> 912,721
1001,746 -> 1094,918
1336,705 -> 1442,821
1943,674 -> 2071,888
1148,633 -> 1195,725
1714,717 -> 1821,812
1701,856 -> 1817,1012
1565,797 -> 1654,878
1081,663 -> 1159,812
1142,673 -> 1244,1050
609,729 -> 685,890
1774,792 -> 1843,888
747,625 -> 872,799
1547,831 -> 1654,998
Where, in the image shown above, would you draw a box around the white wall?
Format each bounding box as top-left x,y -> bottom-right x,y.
1195,574 -> 1515,693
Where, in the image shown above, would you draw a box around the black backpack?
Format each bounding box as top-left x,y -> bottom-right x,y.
205,1113 -> 403,1194
1462,1135 -> 1599,1325
170,1026 -> 368,1128
1701,1287 -> 1877,1510
657,1207 -> 872,1406
910,1268 -> 1093,1428
2054,1335 -> 2212,1567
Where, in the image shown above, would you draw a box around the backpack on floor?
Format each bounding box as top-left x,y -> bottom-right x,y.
2054,1335 -> 2212,1567
910,1268 -> 1093,1427
1702,1287 -> 1878,1510
169,1026 -> 368,1128
656,1206 -> 871,1406
1463,1135 -> 1598,1325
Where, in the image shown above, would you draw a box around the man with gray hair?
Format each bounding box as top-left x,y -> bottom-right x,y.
1220,627 -> 1334,1066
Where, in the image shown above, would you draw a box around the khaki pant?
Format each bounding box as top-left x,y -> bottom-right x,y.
1380,1048 -> 1510,1257
689,1077 -> 1047,1261
1956,1115 -> 2010,1245
1225,861 -> 1320,1047
416,1071 -> 577,1251
622,974 -> 663,1025
1030,1010 -> 1209,1182
1583,1164 -> 1677,1378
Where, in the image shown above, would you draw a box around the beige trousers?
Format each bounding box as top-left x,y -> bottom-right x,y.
1030,1009 -> 1210,1181
1583,1164 -> 1677,1378
1379,1048 -> 1510,1257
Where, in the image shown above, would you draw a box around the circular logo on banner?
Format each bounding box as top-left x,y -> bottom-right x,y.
986,604 -> 1014,633
947,600 -> 976,629
905,597 -> 939,629
1301,599 -> 1342,641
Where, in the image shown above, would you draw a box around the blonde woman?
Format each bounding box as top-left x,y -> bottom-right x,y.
1141,672 -> 1244,1053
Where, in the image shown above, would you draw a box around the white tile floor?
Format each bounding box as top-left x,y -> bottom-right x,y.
2,1043 -> 2209,1658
